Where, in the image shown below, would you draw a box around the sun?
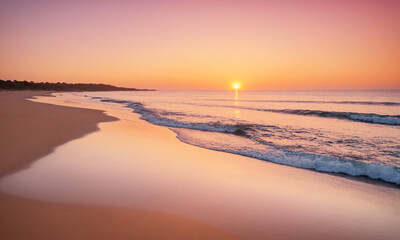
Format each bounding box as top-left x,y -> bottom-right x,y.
232,82 -> 242,90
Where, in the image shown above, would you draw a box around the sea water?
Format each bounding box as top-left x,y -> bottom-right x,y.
68,90 -> 400,184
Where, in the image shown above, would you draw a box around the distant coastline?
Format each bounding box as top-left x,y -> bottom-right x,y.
0,79 -> 155,91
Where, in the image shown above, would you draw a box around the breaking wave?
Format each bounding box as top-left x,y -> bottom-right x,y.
210,99 -> 400,106
99,98 -> 248,134
94,97 -> 400,185
175,130 -> 400,185
181,102 -> 400,126
263,109 -> 400,126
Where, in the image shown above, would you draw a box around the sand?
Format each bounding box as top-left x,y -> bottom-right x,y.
0,193 -> 236,240
0,91 -> 237,240
1,91 -> 400,240
0,91 -> 117,177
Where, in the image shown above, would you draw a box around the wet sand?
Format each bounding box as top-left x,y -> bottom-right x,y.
1,92 -> 399,240
0,91 -> 117,177
0,91 -> 237,240
0,193 -> 236,240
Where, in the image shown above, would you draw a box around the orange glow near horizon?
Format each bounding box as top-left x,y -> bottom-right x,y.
232,82 -> 242,90
0,0 -> 399,90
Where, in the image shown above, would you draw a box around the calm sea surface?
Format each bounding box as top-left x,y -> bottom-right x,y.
71,90 -> 400,184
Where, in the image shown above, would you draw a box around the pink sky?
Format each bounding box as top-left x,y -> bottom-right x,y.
1,0 -> 399,89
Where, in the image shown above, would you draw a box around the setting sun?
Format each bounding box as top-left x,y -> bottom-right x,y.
232,82 -> 242,90
1,1 -> 400,239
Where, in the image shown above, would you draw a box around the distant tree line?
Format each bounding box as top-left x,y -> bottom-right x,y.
0,79 -> 154,91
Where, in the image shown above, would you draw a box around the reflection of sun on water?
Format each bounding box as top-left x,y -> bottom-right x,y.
232,82 -> 241,102
231,82 -> 241,115
234,109 -> 241,118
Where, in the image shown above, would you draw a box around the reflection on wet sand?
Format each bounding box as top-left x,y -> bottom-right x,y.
1,94 -> 400,240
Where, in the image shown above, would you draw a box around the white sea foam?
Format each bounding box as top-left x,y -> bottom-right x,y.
90,95 -> 400,185
209,99 -> 400,106
349,113 -> 400,125
175,130 -> 400,185
179,102 -> 400,126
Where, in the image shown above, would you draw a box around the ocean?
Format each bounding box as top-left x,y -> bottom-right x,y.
67,90 -> 400,184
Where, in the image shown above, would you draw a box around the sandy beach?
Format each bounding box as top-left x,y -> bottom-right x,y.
2,0 -> 400,238
1,91 -> 400,240
0,91 -> 117,177
0,91 -> 237,240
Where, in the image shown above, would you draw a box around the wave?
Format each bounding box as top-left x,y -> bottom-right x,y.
93,96 -> 400,185
264,109 -> 400,126
99,98 -> 250,135
210,99 -> 400,106
175,130 -> 400,185
181,102 -> 400,126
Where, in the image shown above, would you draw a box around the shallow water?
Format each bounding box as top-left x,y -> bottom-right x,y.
64,90 -> 400,184
1,94 -> 400,239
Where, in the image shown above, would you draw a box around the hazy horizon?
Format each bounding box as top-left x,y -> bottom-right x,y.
2,79 -> 400,91
1,0 -> 399,90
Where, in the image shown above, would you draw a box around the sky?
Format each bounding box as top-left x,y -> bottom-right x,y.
1,0 -> 399,90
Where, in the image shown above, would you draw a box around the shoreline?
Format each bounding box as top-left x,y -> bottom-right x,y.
1,91 -> 400,239
0,91 -> 117,178
91,94 -> 400,186
3,92 -> 400,239
0,91 -> 237,240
